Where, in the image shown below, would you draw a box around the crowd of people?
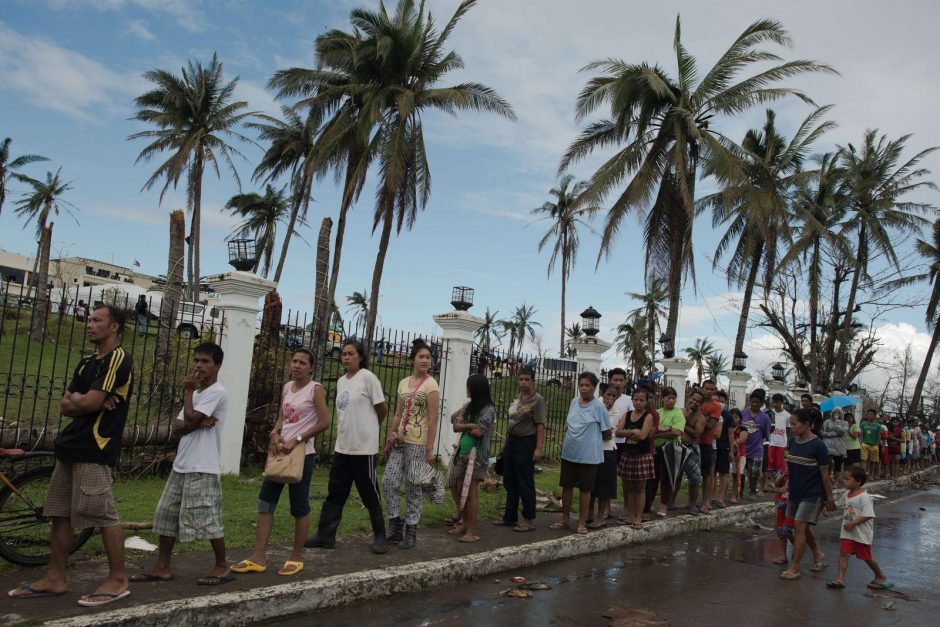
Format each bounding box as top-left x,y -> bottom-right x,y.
7,310 -> 935,607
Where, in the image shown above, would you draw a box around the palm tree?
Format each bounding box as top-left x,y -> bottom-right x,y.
498,318 -> 518,357
683,338 -> 715,384
225,185 -> 295,278
129,53 -> 255,300
561,16 -> 835,342
777,151 -> 851,389
833,131 -> 938,383
705,353 -> 729,380
285,1 -> 515,345
248,107 -> 325,283
627,277 -> 668,353
345,290 -> 369,330
564,322 -> 584,357
473,308 -> 502,356
701,107 -> 834,360
883,219 -> 940,421
615,312 -> 652,377
0,138 -> 48,216
15,169 -> 75,339
532,174 -> 600,355
510,303 -> 541,359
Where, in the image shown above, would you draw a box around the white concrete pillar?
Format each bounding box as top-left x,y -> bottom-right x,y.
726,371 -> 752,409
661,357 -> 694,409
211,271 -> 277,474
433,310 -> 483,465
571,336 -> 612,377
765,380 -> 787,402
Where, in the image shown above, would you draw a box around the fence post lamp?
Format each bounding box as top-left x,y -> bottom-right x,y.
450,286 -> 474,311
227,239 -> 257,272
580,305 -> 601,337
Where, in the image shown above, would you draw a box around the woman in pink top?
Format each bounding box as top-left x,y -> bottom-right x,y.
232,348 -> 329,577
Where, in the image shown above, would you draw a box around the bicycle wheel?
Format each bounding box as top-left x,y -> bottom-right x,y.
0,465 -> 95,567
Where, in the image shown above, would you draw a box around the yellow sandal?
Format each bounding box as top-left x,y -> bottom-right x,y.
278,561 -> 304,576
231,560 -> 266,574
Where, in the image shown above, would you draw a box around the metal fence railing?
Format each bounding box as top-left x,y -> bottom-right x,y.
0,284 -> 225,475
243,312 -> 447,466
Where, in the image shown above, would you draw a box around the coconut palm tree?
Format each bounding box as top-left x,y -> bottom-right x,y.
701,106 -> 835,360
285,1 -> 515,345
15,169 -> 75,338
833,131 -> 938,383
224,184 -> 295,278
129,53 -> 255,300
615,313 -> 651,377
627,277 -> 668,354
561,16 -> 835,342
0,138 -> 48,216
473,308 -> 503,356
345,290 -> 369,330
683,338 -> 715,384
532,174 -> 600,355
248,107 -> 325,283
883,219 -> 940,421
705,352 -> 729,380
564,322 -> 584,357
510,303 -> 541,359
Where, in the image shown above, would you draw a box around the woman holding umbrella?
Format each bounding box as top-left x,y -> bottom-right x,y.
821,408 -> 848,484
448,374 -> 496,543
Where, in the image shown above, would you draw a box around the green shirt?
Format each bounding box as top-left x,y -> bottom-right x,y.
845,423 -> 861,451
655,407 -> 686,449
860,420 -> 882,446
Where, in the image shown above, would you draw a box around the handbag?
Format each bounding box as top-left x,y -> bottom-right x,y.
494,452 -> 504,476
263,443 -> 306,484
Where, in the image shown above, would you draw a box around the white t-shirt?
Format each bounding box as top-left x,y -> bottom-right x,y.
611,394 -> 634,445
334,369 -> 385,455
769,409 -> 790,448
174,382 -> 228,475
841,489 -> 876,545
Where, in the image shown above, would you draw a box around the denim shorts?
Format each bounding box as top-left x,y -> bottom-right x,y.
258,453 -> 316,518
785,497 -> 824,525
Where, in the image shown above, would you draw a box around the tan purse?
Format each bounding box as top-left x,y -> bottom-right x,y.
263,444 -> 306,484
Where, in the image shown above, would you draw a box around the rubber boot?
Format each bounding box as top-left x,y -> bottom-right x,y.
398,524 -> 417,550
368,506 -> 388,554
304,501 -> 342,549
386,516 -> 404,543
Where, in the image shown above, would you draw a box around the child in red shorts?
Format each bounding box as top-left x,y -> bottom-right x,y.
772,471 -> 793,565
826,465 -> 892,590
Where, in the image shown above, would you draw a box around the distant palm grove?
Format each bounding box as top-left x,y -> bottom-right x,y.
3,1 -> 938,421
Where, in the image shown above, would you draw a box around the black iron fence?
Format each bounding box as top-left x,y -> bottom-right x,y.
0,285 -> 224,475
244,312 -> 447,466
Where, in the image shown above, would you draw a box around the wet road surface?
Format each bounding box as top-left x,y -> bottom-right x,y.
306,487 -> 939,626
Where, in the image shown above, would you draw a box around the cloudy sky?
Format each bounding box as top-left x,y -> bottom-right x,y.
1,0 -> 938,396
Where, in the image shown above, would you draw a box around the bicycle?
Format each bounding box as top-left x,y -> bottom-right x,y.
0,448 -> 94,566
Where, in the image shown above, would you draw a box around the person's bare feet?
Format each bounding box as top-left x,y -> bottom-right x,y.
79,576 -> 128,604
8,577 -> 67,597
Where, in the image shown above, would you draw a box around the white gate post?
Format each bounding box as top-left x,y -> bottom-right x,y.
661,357 -> 694,409
572,336 -> 611,378
433,310 -> 483,466
210,271 -> 277,474
726,371 -> 752,409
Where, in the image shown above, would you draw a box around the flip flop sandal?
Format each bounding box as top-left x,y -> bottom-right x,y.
810,562 -> 828,572
492,520 -> 514,526
779,571 -> 801,581
512,524 -> 536,532
549,522 -> 570,530
8,584 -> 67,599
826,580 -> 846,589
867,581 -> 895,590
458,535 -> 480,543
655,511 -> 668,518
772,558 -> 788,565
586,521 -> 606,529
129,573 -> 176,582
231,560 -> 267,574
77,590 -> 131,607
576,526 -> 588,534
197,573 -> 236,586
278,561 -> 304,576
448,527 -> 464,535
444,516 -> 461,526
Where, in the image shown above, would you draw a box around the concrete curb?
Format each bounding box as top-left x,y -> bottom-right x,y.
46,467 -> 936,627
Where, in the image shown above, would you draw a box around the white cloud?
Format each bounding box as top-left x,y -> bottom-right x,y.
0,22 -> 143,121
45,0 -> 206,32
125,19 -> 156,42
233,79 -> 280,118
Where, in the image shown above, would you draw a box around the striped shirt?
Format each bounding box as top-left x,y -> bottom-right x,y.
785,435 -> 830,502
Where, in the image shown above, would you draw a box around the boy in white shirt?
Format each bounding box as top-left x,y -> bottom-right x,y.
826,465 -> 892,590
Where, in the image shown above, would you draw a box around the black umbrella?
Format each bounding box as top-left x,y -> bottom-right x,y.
662,441 -> 691,488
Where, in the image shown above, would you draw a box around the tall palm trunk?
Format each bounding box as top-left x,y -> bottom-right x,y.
807,238 -> 821,389
311,217 -> 333,380
559,231 -> 567,356
365,199 -> 394,348
327,148 -> 364,319
272,166 -> 314,284
733,246 -> 763,356
29,223 -> 52,342
158,210 -> 185,360
189,154 -> 205,301
834,224 -> 867,384
906,286 -> 940,421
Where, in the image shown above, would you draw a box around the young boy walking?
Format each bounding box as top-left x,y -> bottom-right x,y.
132,343 -> 231,585
826,466 -> 892,590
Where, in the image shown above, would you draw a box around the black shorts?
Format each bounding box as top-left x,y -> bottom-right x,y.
715,448 -> 731,474
761,444 -> 769,472
560,459 -> 599,491
592,450 -> 619,499
700,446 -> 715,475
846,449 -> 861,466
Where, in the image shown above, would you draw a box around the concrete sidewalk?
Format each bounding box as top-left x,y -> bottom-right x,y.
3,468 -> 935,626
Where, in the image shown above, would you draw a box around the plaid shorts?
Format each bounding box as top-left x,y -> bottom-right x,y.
152,470 -> 224,542
44,461 -> 120,529
681,443 -> 703,486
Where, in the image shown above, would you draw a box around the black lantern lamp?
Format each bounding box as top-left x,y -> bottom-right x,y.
227,239 -> 257,272
580,305 -> 601,337
450,286 -> 474,311
771,362 -> 786,382
732,351 -> 748,372
659,334 -> 675,359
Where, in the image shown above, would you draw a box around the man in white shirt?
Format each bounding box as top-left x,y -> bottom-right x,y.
132,343 -> 231,586
763,393 -> 791,492
607,369 -> 634,518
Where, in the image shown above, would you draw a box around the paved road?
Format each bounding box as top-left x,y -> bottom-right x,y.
308,487 -> 939,626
